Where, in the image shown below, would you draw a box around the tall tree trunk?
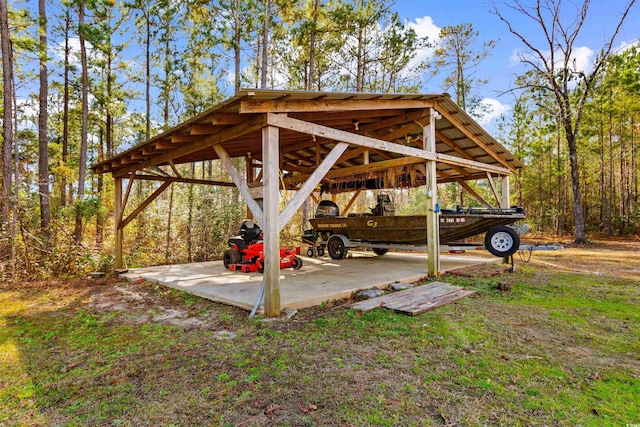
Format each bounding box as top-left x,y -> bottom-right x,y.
0,0 -> 14,231
565,130 -> 587,243
61,5 -> 70,207
96,127 -> 104,247
38,0 -> 51,241
233,3 -> 241,93
307,0 -> 319,91
145,5 -> 150,140
260,0 -> 270,88
74,0 -> 89,243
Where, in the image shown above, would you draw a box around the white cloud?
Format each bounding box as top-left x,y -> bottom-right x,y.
475,97 -> 510,125
569,46 -> 595,74
51,37 -> 99,66
407,15 -> 441,63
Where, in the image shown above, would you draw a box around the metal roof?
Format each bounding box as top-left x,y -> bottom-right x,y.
93,89 -> 523,192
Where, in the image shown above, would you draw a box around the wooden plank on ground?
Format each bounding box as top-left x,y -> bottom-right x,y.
349,281 -> 456,312
385,289 -> 475,316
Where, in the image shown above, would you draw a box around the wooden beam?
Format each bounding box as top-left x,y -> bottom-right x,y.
337,146 -> 369,164
454,178 -> 492,208
436,130 -> 474,160
132,174 -> 236,187
211,113 -> 245,125
262,124 -> 281,317
155,140 -> 175,150
279,142 -> 349,231
190,124 -> 218,135
437,152 -> 511,175
213,144 -> 264,225
435,105 -> 516,172
121,179 -> 174,229
240,98 -> 436,114
283,156 -> 425,186
120,172 -> 136,224
342,189 -> 362,215
114,177 -> 123,268
357,110 -> 426,133
291,108 -> 405,122
114,114 -> 268,177
486,173 -> 501,207
171,134 -> 198,143
267,114 -> 437,161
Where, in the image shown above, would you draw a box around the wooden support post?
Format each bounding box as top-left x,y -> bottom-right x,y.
501,175 -> 510,208
114,177 -> 123,268
425,110 -> 440,278
262,124 -> 280,317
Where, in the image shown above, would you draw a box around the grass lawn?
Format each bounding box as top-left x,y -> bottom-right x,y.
1,240 -> 639,426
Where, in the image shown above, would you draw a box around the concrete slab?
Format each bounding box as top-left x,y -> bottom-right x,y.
121,251 -> 497,312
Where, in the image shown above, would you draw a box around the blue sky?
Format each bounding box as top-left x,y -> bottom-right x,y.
393,0 -> 639,129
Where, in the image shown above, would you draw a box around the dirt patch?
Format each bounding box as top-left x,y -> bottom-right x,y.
447,261 -> 512,277
86,282 -> 230,330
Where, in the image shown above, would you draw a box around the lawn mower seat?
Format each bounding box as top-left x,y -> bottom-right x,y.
240,220 -> 262,243
228,220 -> 262,250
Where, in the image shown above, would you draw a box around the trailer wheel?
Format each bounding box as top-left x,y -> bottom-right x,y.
327,236 -> 347,259
372,248 -> 388,256
223,249 -> 240,269
291,256 -> 303,269
317,247 -> 325,257
485,226 -> 520,257
307,248 -> 315,257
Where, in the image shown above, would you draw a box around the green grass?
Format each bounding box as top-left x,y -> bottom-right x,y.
1,257 -> 639,426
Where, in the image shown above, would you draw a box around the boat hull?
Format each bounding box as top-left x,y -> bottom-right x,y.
309,210 -> 525,245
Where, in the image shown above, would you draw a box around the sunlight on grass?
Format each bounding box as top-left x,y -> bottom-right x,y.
0,293 -> 44,424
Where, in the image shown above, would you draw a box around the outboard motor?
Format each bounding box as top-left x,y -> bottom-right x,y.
315,200 -> 340,218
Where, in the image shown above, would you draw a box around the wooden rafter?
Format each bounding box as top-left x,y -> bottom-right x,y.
435,105 -> 516,172
112,114 -> 268,177
240,98 -> 436,114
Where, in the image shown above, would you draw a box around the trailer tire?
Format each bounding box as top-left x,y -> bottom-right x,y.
327,235 -> 348,259
223,249 -> 241,269
317,247 -> 325,257
307,248 -> 315,257
372,248 -> 389,256
485,226 -> 520,257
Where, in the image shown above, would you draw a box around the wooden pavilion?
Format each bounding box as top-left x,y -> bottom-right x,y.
92,89 -> 523,317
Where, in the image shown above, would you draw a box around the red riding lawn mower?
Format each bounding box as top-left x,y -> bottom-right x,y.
223,220 -> 303,273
